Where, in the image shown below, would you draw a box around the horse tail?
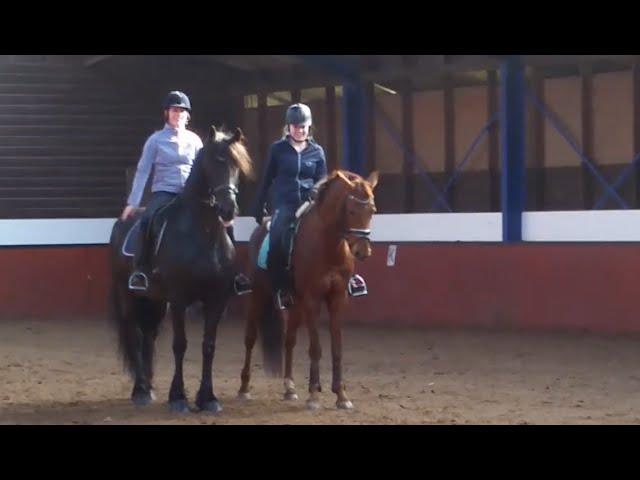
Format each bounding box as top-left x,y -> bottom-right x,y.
248,224 -> 283,377
259,300 -> 283,377
108,219 -> 165,380
111,287 -> 165,379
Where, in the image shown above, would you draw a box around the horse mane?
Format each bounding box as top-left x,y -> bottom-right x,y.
210,126 -> 255,180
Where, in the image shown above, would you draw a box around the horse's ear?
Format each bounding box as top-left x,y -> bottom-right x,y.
210,125 -> 218,140
366,170 -> 379,190
232,127 -> 244,143
336,170 -> 356,188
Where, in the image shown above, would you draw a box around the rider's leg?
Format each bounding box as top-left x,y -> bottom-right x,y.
226,225 -> 252,295
267,208 -> 295,309
128,192 -> 175,291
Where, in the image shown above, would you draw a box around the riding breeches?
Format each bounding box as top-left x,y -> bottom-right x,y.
266,206 -> 297,289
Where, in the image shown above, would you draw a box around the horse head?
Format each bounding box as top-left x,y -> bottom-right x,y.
317,170 -> 379,261
199,125 -> 254,224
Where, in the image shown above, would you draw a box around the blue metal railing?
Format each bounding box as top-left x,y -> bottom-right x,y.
592,152 -> 640,209
525,88 -> 629,210
432,115 -> 498,211
374,100 -> 499,213
373,100 -> 453,212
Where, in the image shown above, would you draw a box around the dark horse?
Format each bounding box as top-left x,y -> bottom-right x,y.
109,126 -> 253,413
238,170 -> 378,410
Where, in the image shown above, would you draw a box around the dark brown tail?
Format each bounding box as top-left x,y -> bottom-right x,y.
108,219 -> 166,380
259,295 -> 283,377
249,224 -> 283,377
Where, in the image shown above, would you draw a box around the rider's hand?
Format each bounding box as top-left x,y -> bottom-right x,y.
120,205 -> 136,221
254,206 -> 268,226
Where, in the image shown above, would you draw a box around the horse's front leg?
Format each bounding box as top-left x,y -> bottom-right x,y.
327,290 -> 353,409
195,298 -> 226,414
168,303 -> 190,413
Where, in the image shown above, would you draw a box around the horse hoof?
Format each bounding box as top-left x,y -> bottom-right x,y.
237,391 -> 252,401
198,400 -> 223,415
132,391 -> 155,407
169,399 -> 190,414
336,400 -> 354,410
283,392 -> 298,401
306,400 -> 321,411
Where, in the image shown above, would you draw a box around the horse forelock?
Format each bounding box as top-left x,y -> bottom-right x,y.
356,178 -> 374,201
205,128 -> 254,180
228,140 -> 254,179
316,170 -> 375,207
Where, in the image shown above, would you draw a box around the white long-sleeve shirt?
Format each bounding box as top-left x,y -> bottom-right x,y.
127,123 -> 203,208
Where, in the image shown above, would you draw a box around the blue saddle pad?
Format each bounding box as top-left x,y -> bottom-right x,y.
257,234 -> 269,270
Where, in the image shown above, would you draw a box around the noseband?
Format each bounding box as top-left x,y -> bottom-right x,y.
343,194 -> 374,241
202,184 -> 238,208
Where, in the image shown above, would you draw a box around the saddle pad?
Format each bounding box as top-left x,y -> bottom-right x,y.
257,233 -> 269,270
122,218 -> 168,258
122,219 -> 142,257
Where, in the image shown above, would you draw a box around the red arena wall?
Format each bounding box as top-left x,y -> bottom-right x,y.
3,241 -> 640,335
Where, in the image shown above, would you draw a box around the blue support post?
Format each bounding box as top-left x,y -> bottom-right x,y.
500,56 -> 526,242
342,82 -> 366,175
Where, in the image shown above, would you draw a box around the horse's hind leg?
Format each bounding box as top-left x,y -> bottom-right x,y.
128,296 -> 163,406
283,304 -> 302,401
168,303 -> 190,413
238,292 -> 266,400
327,293 -> 353,410
195,299 -> 226,414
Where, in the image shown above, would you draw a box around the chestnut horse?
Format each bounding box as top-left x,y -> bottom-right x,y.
239,169 -> 378,409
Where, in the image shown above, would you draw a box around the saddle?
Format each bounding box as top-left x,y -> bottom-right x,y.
122,199 -> 176,260
257,219 -> 296,271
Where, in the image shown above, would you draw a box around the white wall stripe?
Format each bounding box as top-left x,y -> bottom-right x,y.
3,211 -> 640,246
522,210 -> 640,241
0,218 -> 117,246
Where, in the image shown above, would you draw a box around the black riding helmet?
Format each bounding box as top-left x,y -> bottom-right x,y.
285,103 -> 312,126
163,91 -> 191,113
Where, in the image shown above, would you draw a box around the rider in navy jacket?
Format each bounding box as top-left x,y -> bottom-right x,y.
251,103 -> 367,310
253,137 -> 327,216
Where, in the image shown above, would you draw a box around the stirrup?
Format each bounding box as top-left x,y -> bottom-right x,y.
128,271 -> 149,291
348,274 -> 368,297
275,289 -> 293,310
234,274 -> 253,296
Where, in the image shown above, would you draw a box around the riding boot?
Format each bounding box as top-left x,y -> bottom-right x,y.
277,270 -> 294,310
274,264 -> 294,310
225,225 -> 252,296
268,251 -> 292,310
129,222 -> 151,291
275,287 -> 293,311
